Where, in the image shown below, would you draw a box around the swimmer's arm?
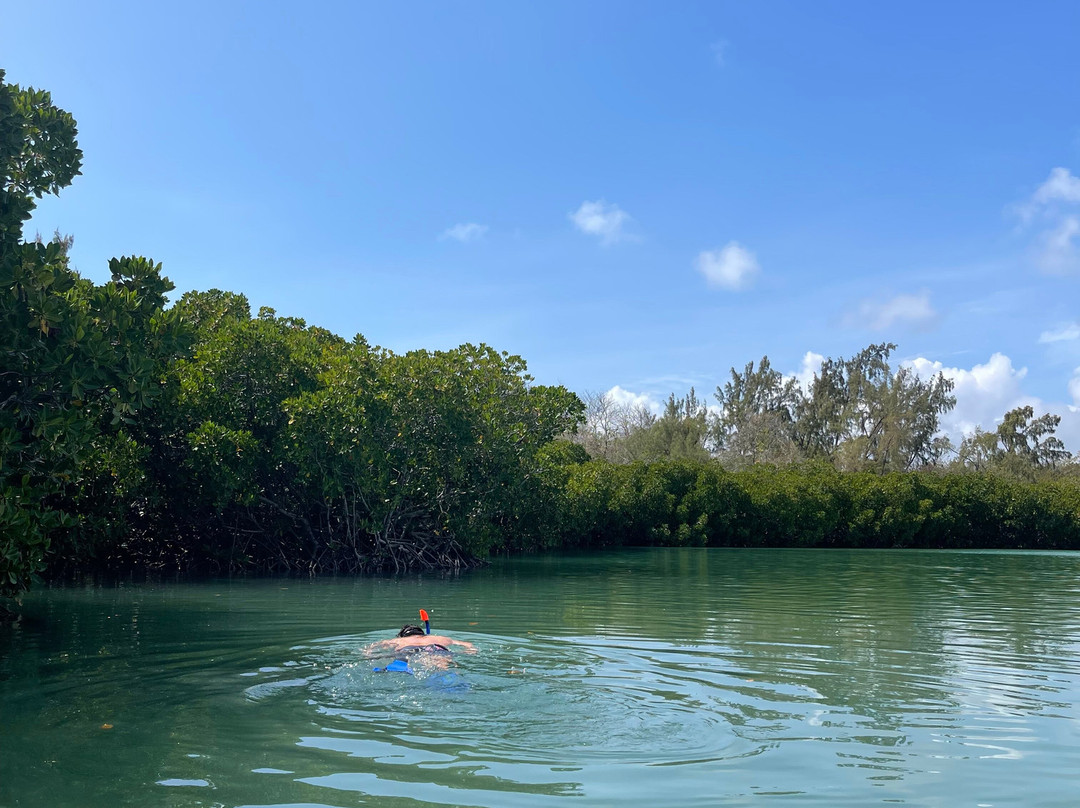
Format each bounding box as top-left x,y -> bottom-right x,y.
448,639 -> 477,653
362,639 -> 397,657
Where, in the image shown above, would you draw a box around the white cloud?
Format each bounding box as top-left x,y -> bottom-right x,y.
1038,323 -> 1080,344
1016,167 -> 1080,223
848,290 -> 936,331
606,385 -> 663,414
440,222 -> 488,243
695,242 -> 760,290
570,200 -> 631,245
1033,167 -> 1080,207
778,351 -> 825,398
794,351 -> 824,392
1037,215 -> 1080,274
906,353 -> 1036,439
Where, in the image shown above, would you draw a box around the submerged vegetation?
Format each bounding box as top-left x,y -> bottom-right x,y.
4,72 -> 1080,607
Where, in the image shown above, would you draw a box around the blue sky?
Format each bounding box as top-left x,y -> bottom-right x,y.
4,1 -> 1080,445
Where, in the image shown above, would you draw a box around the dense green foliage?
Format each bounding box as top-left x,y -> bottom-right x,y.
552,460 -> 1080,551
60,296 -> 584,576
0,71 -> 187,599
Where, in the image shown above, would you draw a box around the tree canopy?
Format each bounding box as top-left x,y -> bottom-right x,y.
1,71 -> 187,599
575,343 -> 962,474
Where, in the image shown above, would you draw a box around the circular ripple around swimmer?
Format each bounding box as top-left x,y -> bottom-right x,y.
449,638 -> 751,765
239,632 -> 819,770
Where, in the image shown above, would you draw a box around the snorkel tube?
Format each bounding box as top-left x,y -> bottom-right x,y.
419,609 -> 430,635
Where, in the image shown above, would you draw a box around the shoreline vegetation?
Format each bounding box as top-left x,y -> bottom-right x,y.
4,73 -> 1080,609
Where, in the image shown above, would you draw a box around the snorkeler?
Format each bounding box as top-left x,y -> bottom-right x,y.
366,623 -> 477,661
365,612 -> 476,673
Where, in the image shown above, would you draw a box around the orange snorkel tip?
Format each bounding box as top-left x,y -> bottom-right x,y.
419,609 -> 430,634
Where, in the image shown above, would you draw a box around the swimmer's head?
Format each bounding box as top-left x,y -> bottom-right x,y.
397,624 -> 426,638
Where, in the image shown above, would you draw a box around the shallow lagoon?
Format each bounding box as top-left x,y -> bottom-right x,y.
3,548 -> 1080,807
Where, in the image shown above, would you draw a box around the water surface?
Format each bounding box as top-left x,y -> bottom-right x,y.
3,548 -> 1080,806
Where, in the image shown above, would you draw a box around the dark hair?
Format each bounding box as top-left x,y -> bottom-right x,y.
397,624 -> 425,638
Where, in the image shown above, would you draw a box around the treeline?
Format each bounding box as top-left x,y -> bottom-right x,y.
575,351 -> 1072,481
5,72 -> 1080,609
88,296 -> 581,576
544,460 -> 1080,551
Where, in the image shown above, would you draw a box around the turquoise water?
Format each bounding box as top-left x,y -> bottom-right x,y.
3,548 -> 1080,806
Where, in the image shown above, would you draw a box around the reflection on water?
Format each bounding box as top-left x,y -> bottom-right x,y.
3,549 -> 1080,807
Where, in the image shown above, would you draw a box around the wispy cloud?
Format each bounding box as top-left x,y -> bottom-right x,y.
570,200 -> 631,245
1039,322 -> 1080,343
847,290 -> 937,331
1033,166 -> 1080,207
1069,367 -> 1080,409
1015,167 -> 1080,272
695,242 -> 760,290
440,222 -> 488,243
1038,215 -> 1080,274
1015,167 -> 1080,223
